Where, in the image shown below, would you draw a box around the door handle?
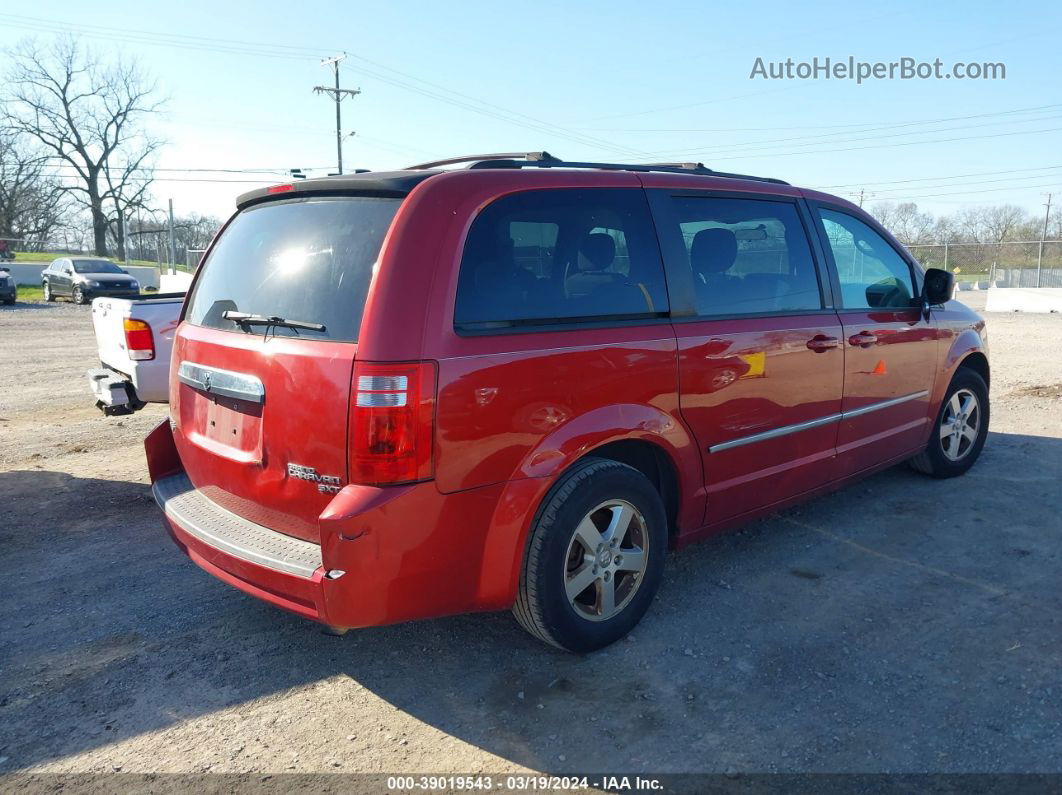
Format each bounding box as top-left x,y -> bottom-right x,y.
848,332 -> 878,347
806,335 -> 840,352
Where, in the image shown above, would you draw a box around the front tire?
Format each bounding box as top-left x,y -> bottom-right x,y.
513,458 -> 667,653
909,368 -> 989,478
72,285 -> 86,305
43,282 -> 54,302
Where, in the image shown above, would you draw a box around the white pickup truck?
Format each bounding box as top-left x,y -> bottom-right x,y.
87,293 -> 185,414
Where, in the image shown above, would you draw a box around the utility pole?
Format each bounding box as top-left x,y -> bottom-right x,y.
857,188 -> 865,208
314,54 -> 361,175
121,213 -> 129,264
168,198 -> 176,276
1037,193 -> 1052,288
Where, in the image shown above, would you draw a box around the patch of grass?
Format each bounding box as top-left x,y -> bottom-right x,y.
14,284 -> 44,302
12,251 -> 171,269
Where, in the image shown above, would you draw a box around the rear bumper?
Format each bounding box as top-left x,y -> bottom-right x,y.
146,421 -> 513,630
87,368 -> 138,410
0,284 -> 15,300
154,472 -> 328,620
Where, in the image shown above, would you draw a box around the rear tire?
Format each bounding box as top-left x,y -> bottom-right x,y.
43,282 -> 54,302
513,457 -> 667,653
909,368 -> 989,478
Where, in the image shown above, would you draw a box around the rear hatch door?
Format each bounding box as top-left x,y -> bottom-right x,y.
172,194 -> 401,542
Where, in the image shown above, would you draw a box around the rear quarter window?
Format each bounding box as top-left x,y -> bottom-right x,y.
454,188 -> 669,330
185,196 -> 400,342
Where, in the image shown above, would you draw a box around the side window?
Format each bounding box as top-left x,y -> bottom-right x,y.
669,196 -> 823,316
818,208 -> 916,309
454,188 -> 669,329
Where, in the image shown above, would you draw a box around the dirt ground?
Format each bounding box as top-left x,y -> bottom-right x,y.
1,292 -> 1060,779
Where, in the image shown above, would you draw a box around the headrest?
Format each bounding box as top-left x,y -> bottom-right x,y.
690,228 -> 738,275
580,232 -> 616,271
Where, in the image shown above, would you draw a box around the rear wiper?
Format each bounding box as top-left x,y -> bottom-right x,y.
222,310 -> 326,332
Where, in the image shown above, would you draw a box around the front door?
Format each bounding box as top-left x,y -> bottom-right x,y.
652,192 -> 844,526
57,262 -> 73,296
813,206 -> 939,476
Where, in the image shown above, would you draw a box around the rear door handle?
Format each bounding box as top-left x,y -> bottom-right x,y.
806,335 -> 840,352
848,332 -> 878,347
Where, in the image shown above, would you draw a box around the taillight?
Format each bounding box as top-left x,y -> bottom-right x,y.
349,361 -> 435,486
123,318 -> 155,361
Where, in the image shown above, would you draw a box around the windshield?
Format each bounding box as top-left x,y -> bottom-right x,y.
185,196 -> 401,342
73,260 -> 125,274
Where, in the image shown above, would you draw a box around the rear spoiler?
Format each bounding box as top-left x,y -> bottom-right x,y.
236,170 -> 436,210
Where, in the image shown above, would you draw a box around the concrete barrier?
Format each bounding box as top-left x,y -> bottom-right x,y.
3,261 -> 161,290
160,272 -> 193,293
985,287 -> 1062,313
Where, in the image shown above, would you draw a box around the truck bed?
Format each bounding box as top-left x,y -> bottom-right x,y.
88,293 -> 185,412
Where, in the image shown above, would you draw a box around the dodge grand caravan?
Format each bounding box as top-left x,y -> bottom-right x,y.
146,152 -> 989,652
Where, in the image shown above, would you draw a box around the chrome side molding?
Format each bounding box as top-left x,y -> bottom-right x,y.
709,413 -> 842,453
841,390 -> 930,419
709,390 -> 929,453
177,361 -> 265,404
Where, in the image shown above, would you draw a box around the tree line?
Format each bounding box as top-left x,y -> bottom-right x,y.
867,201 -> 1061,247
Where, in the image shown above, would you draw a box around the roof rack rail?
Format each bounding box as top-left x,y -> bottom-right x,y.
405,152 -> 556,170
404,151 -> 788,185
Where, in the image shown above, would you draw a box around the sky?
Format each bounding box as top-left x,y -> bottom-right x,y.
2,1 -> 1060,224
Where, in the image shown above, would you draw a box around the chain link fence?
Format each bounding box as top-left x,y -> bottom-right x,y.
905,240 -> 1062,288
0,237 -> 202,270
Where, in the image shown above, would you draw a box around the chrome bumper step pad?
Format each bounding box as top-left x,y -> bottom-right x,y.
153,473 -> 323,578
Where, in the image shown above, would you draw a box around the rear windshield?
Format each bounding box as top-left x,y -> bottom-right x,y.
185,196 -> 401,342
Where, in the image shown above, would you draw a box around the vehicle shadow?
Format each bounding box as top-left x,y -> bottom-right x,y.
2,429 -> 1061,773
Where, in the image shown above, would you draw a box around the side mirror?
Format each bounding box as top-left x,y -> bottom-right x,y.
923,268 -> 955,305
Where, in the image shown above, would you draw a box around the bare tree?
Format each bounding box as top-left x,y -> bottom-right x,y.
0,131 -> 68,247
868,201 -> 934,245
2,36 -> 164,257
173,213 -> 222,251
979,204 -> 1028,243
1050,206 -> 1062,241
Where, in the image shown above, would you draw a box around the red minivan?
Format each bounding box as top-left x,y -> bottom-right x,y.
146,153 -> 989,652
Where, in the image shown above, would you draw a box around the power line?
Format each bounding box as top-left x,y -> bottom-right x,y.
0,12 -> 645,158
0,13 -> 321,60
335,58 -> 649,158
664,125 -> 1062,164
637,112 -> 1062,159
849,170 -> 1062,197
35,173 -> 280,184
814,164 -> 1062,189
39,159 -> 330,174
859,181 -> 1062,201
581,102 -> 1062,133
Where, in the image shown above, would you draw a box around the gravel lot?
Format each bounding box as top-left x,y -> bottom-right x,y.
1,292 -> 1060,779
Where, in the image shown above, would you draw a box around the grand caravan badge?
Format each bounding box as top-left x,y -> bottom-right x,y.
286,463 -> 343,494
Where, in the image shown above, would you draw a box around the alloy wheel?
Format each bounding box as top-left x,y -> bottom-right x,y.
563,500 -> 649,622
940,388 -> 980,461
